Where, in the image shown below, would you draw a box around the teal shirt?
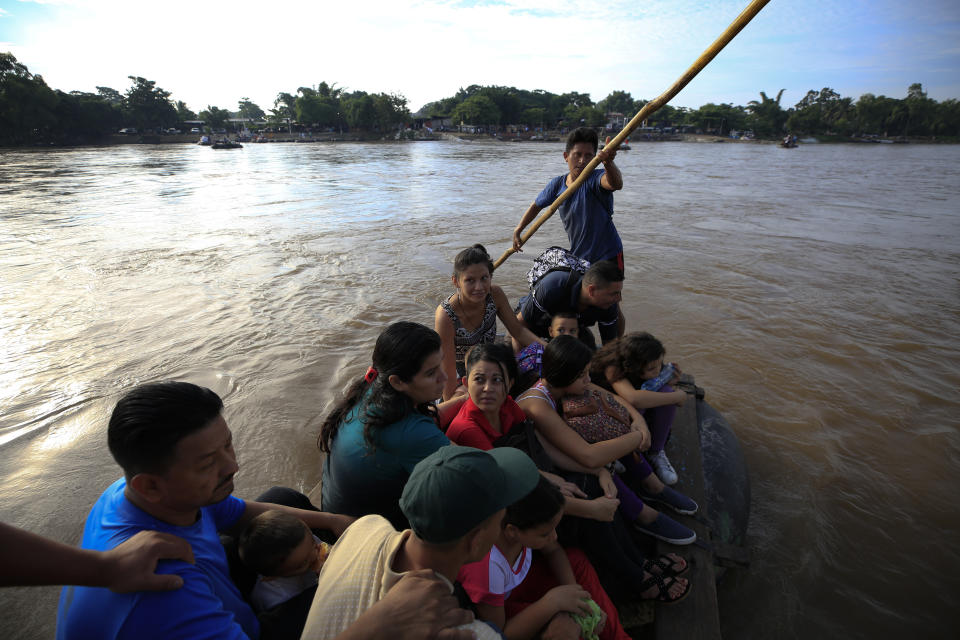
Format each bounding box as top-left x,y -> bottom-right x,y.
321,400 -> 450,529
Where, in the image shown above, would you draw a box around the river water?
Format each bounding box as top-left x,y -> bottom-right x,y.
1,139 -> 957,638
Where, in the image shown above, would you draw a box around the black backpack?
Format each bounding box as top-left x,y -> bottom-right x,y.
525,246 -> 591,290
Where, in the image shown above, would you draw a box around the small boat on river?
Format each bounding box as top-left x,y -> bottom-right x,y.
211,141 -> 243,150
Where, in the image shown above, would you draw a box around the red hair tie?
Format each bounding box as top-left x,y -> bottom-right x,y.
364,367 -> 378,383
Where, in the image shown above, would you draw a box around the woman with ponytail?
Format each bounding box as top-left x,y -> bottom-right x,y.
435,243 -> 545,400
319,322 -> 463,529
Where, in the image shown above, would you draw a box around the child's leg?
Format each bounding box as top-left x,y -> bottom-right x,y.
564,548 -> 631,640
643,385 -> 677,454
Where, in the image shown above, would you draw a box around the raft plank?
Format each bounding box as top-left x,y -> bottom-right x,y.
713,541 -> 751,568
653,379 -> 722,640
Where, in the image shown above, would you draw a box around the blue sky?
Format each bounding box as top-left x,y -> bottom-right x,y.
1,0 -> 958,114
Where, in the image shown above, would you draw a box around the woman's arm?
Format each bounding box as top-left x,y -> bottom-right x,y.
535,431 -> 603,475
588,383 -> 651,451
434,304 -> 462,401
518,397 -> 643,469
539,471 -> 619,522
562,496 -> 618,522
436,394 -> 468,428
492,285 -> 546,349
610,378 -> 686,410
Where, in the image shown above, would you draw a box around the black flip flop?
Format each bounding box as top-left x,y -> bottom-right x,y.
638,573 -> 691,605
643,554 -> 689,577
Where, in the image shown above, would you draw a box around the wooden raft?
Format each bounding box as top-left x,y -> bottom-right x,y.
653,377 -> 722,639
308,376 -> 749,639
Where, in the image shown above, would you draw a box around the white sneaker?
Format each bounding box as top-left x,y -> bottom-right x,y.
649,450 -> 678,485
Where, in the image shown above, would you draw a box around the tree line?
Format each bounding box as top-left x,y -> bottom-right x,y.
427,83 -> 960,139
0,53 -> 411,145
2,50 -> 958,146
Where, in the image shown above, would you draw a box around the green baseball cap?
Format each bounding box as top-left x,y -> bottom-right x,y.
400,445 -> 540,544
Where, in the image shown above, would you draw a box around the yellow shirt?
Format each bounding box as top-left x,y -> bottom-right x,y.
300,514 -> 500,640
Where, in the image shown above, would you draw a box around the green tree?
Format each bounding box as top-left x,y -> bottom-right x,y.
933,98 -> 960,136
450,94 -> 501,127
562,104 -> 604,128
237,97 -> 265,122
268,92 -> 296,129
745,89 -> 787,137
198,105 -> 230,131
342,91 -> 376,129
295,88 -> 336,127
688,102 -> 746,135
901,83 -> 935,136
420,96 -> 458,118
123,76 -> 176,131
0,52 -> 60,144
854,93 -> 897,135
55,90 -> 122,140
477,86 -> 522,125
520,107 -> 547,128
371,92 -> 409,132
295,85 -> 342,128
647,104 -> 679,128
597,90 -> 635,116
96,86 -> 123,106
787,87 -> 853,136
175,100 -> 196,122
555,91 -> 593,110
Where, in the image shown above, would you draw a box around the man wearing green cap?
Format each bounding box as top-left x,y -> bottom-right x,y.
300,446 -> 541,640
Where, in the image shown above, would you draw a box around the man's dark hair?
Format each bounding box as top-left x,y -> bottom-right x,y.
239,511 -> 310,577
107,381 -> 224,477
505,475 -> 565,530
583,259 -> 625,288
566,127 -> 599,153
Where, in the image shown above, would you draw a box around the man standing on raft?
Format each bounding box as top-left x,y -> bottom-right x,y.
513,126 -> 627,344
512,127 -> 624,271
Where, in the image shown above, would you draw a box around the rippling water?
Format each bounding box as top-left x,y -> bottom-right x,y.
1,140 -> 958,638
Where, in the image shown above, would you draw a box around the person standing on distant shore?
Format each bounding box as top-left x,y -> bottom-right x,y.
512,127 -> 625,271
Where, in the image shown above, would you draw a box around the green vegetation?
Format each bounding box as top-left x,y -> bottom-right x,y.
2,51 -> 958,146
0,53 -> 410,145
422,83 -> 959,139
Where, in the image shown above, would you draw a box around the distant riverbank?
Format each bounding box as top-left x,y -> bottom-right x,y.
9,131 -> 956,149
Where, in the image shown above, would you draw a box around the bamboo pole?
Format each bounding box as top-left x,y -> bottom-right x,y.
493,0 -> 772,270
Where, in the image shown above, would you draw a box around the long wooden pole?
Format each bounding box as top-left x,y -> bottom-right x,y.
493,0 -> 772,270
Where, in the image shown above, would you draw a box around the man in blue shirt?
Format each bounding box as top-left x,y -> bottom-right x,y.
512,127 -> 624,269
56,381 -> 476,640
